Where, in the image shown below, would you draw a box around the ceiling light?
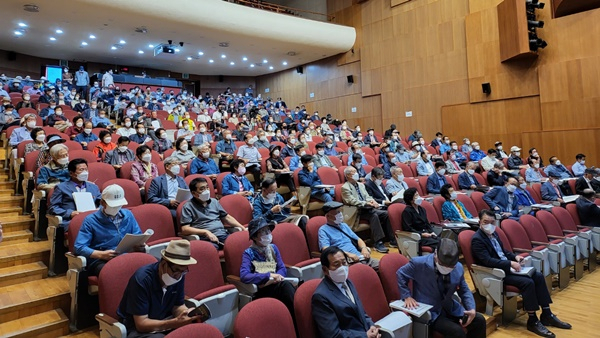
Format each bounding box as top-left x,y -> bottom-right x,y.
198,51 -> 204,55
81,41 -> 88,46
49,37 -> 56,41
111,46 -> 117,50
56,29 -> 63,34
250,64 -> 255,68
148,44 -> 154,48
221,54 -> 226,59
209,59 -> 214,63
187,57 -> 192,60
282,61 -> 288,66
14,31 -> 23,36
230,61 -> 235,65
242,56 -> 248,61
263,59 -> 268,64
89,34 -> 96,39
119,40 -> 126,44
138,50 -> 144,54
269,66 -> 274,70
18,23 -> 27,27
175,48 -> 180,52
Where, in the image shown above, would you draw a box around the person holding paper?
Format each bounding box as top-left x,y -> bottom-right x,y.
147,157 -> 188,218
252,178 -> 307,231
401,188 -> 439,250
236,134 -> 262,187
471,209 -> 571,337
397,238 -> 486,338
49,158 -> 101,229
266,144 -> 296,195
74,184 -> 143,276
298,155 -> 334,203
117,240 -> 201,337
221,159 -> 254,203
180,177 -> 246,250
104,136 -> 135,170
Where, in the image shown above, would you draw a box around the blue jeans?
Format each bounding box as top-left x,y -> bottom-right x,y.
311,189 -> 334,202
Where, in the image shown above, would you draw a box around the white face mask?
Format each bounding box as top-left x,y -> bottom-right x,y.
104,205 -> 122,216
300,151 -> 306,156
125,122 -> 131,127
142,154 -> 152,162
555,160 -> 561,166
520,183 -> 527,189
55,111 -> 63,116
84,128 -> 92,134
515,152 -> 520,156
26,121 -> 36,128
329,265 -> 349,284
415,197 -> 423,205
76,122 -> 83,128
506,184 -> 516,193
138,128 -> 146,134
326,143 -> 333,148
437,169 -> 446,175
36,134 -> 46,142
580,160 -> 586,164
170,165 -> 181,175
450,192 -> 457,200
259,233 -> 273,247
375,179 -> 383,186
317,150 -> 325,156
397,174 -> 404,181
351,173 -> 359,181
103,138 -> 111,144
481,223 -> 495,235
534,163 -> 540,168
238,166 -> 246,175
497,145 -> 503,150
180,144 -> 188,152
161,272 -> 182,287
160,133 -> 167,139
199,127 -> 206,133
467,169 -> 475,175
334,212 -> 344,225
289,139 -> 296,145
118,146 -> 128,152
475,146 -> 480,150
202,152 -> 210,159
57,157 -> 69,165
196,189 -> 210,202
452,145 -> 458,150
436,261 -> 454,275
76,171 -> 89,182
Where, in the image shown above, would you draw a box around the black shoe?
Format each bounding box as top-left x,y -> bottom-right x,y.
374,241 -> 389,253
541,314 -> 572,329
527,320 -> 556,338
388,239 -> 398,248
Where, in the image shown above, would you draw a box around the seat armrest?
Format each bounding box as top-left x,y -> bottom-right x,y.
33,189 -> 46,199
297,186 -> 311,207
472,264 -> 506,278
96,313 -> 127,338
395,230 -> 421,241
528,250 -> 545,260
65,252 -> 87,270
547,235 -> 565,240
310,251 -> 321,258
226,275 -> 258,296
563,230 -> 579,234
513,247 -> 532,253
531,240 -> 550,246
23,171 -> 34,180
47,216 -> 63,228
182,234 -> 200,241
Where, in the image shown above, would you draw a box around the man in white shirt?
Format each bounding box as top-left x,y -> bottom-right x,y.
236,134 -> 262,186
481,149 -> 499,172
572,153 -> 587,177
101,69 -> 114,88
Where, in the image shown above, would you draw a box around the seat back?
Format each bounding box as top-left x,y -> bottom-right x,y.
306,216 -> 326,254
536,210 -> 565,237
184,174 -> 216,198
130,204 -> 175,240
457,230 -> 476,271
450,174 -> 461,190
165,323 -> 224,338
417,176 -> 428,195
98,253 -> 157,318
348,263 -> 390,322
66,210 -> 97,253
70,150 -> 99,163
474,173 -> 486,186
387,203 -> 407,233
432,196 -> 446,221
88,162 -> 117,189
551,207 -> 578,231
526,185 -> 542,203
494,226 -> 515,255
219,194 -> 252,226
118,161 -> 134,180
215,172 -> 229,196
224,231 -> 253,277
379,253 -> 410,302
531,184 -> 543,201
405,178 -> 424,196
64,140 -> 83,151
16,140 -> 33,159
186,240 -> 225,298
500,219 -> 533,250
233,298 -> 296,338
397,163 -> 413,178
272,223 -> 311,265
421,200 -> 440,224
328,156 -> 342,168
456,194 -> 478,217
519,215 -> 549,242
294,279 -> 320,338
565,203 -> 582,225
102,178 -> 143,207
317,166 -> 341,185
470,191 -> 490,212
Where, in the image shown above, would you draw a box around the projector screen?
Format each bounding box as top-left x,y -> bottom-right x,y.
45,65 -> 63,84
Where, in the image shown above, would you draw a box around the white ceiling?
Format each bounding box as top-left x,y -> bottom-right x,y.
1,0 -> 356,76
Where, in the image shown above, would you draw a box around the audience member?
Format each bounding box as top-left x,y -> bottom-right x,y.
221,159 -> 254,202
131,145 -> 158,189
576,189 -> 600,227
93,130 -> 116,160
152,128 -> 173,158
364,167 -> 392,206
281,135 -> 298,158
103,136 -> 135,170
483,177 -> 519,219
252,178 -> 306,228
147,157 -> 188,218
189,144 -> 220,179
401,188 -> 439,250
575,168 -> 600,195
73,121 -> 98,150
116,117 -> 136,137
9,113 -> 37,146
541,173 -> 565,203
171,138 -> 195,167
507,146 -> 527,170
494,141 -> 508,159
525,158 -> 544,183
469,142 -> 485,161
481,149 -> 499,172
458,162 -> 484,190
312,143 -> 335,170
37,143 -> 70,190
65,116 -> 84,140
527,148 -> 544,168
24,127 -> 46,156
440,184 -> 473,222
0,104 -> 19,132
426,161 -> 448,194
416,152 -> 435,176
514,176 -> 537,208
215,129 -> 237,170
487,162 -> 510,187
129,124 -> 152,145
386,166 -> 409,199
36,135 -> 66,171
265,145 -> 295,194
571,153 -> 586,177
444,150 -> 463,174
298,155 -> 334,202
544,156 -> 573,179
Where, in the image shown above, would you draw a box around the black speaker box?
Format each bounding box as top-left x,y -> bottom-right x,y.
347,75 -> 354,84
482,83 -> 491,95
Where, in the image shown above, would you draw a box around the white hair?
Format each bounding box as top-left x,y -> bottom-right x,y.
344,166 -> 356,176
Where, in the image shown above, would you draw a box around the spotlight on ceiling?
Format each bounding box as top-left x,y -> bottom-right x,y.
282,61 -> 288,66
18,22 -> 27,27
263,59 -> 268,64
221,54 -> 226,59
230,61 -> 235,65
49,37 -> 56,41
81,41 -> 88,46
148,44 -> 154,48
209,59 -> 214,63
250,64 -> 255,68
119,40 -> 126,44
198,51 -> 204,55
89,34 -> 96,39
14,31 -> 23,36
187,56 -> 192,60
175,48 -> 180,52
269,66 -> 274,70
242,56 -> 248,61
111,46 -> 117,50
56,29 -> 63,34
138,50 -> 144,54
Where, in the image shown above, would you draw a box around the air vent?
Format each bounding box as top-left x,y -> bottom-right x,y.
134,26 -> 148,34
219,42 -> 229,47
23,4 -> 39,12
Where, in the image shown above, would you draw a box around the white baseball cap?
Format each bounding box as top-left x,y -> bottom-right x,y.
101,184 -> 128,207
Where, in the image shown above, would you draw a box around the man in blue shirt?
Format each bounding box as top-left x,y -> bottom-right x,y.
469,142 -> 486,161
298,155 -> 334,202
221,159 -> 254,202
426,161 -> 448,194
189,144 -> 220,179
216,130 -> 237,170
482,177 -> 520,219
117,240 -> 200,336
74,184 -> 143,276
544,156 -> 573,179
318,201 -> 379,269
252,178 -> 308,231
572,153 -> 587,177
323,137 -> 338,156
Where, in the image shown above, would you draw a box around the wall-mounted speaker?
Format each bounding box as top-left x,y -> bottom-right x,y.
296,66 -> 303,74
218,75 -> 224,83
59,60 -> 68,67
347,75 -> 354,84
482,82 -> 491,95
7,51 -> 16,61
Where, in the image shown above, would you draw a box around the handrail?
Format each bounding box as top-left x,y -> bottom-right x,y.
230,0 -> 334,21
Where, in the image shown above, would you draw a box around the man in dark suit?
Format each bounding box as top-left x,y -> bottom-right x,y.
426,161 -> 448,194
540,173 -> 565,202
482,177 -> 519,219
471,209 -> 571,338
487,162 -> 510,187
458,161 -> 489,191
576,189 -> 600,227
147,157 -> 188,218
575,168 -> 600,195
365,167 -> 392,206
312,246 -> 381,338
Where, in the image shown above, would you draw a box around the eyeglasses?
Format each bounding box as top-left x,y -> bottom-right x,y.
167,262 -> 189,275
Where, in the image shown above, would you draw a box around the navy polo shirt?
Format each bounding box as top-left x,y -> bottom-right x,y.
117,262 -> 185,332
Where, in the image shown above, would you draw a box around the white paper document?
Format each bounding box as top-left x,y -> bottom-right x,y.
510,266 -> 535,276
314,184 -> 335,189
175,188 -> 193,202
72,192 -> 96,212
391,191 -> 405,202
389,300 -> 433,317
464,218 -> 479,225
281,196 -> 297,208
115,229 -> 154,254
442,222 -> 470,229
531,203 -> 553,209
151,121 -> 161,129
562,195 -> 580,203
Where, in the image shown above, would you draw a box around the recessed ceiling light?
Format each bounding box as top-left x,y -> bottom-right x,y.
18,23 -> 27,27
138,50 -> 144,54
56,29 -> 63,34
198,51 -> 204,56
209,59 -> 214,63
282,61 -> 288,66
119,40 -> 126,44
175,48 -> 180,52
81,41 -> 88,46
230,61 -> 235,65
89,34 -> 96,39
269,66 -> 274,70
250,64 -> 255,68
49,37 -> 56,41
111,46 -> 117,50
14,31 -> 23,36
221,54 -> 226,59
242,56 -> 248,61
263,59 -> 268,64
187,56 -> 192,60
148,44 -> 154,48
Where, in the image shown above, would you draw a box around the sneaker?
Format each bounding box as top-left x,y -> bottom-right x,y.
388,239 -> 398,248
374,241 -> 389,253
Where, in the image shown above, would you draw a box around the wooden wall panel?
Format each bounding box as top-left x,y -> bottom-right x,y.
522,129 -> 600,166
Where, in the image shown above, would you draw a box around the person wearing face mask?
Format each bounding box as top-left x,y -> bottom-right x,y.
216,129 -> 237,171
82,100 -> 100,120
289,144 -> 307,171
131,145 -> 159,189
571,153 -> 587,177
540,173 -> 566,203
73,121 -> 98,150
507,146 -> 527,170
36,143 -> 71,190
35,134 -> 66,171
544,156 -> 573,180
526,147 -> 544,168
444,150 -> 464,174
24,128 -> 47,156
468,142 -> 486,161
347,143 -> 368,166
240,217 -> 297,324
575,168 -> 600,195
312,143 -> 336,170
48,158 -> 101,230
39,98 -> 58,122
525,158 -> 544,183
177,120 -> 195,141
386,166 -> 409,199
117,240 -> 200,337
401,188 -> 439,250
417,151 -> 435,176
73,98 -> 90,114
480,149 -> 499,172
8,113 -> 37,146
458,161 -> 489,192
483,177 -> 520,219
493,141 -> 508,160
440,184 -> 474,222
181,177 -> 246,249
191,123 -> 212,148
342,166 -> 393,253
0,103 -> 20,132
221,159 -> 255,202
472,210 -> 571,337
147,157 -> 189,219
171,138 -> 195,168
15,93 -> 34,111
92,109 -> 113,129
395,143 -> 412,164
350,153 -> 368,182
74,66 -> 89,98
252,178 -> 305,228
93,130 -> 116,160
104,136 -> 135,170
321,137 -> 337,156
364,167 -> 393,207
439,136 -> 452,154
426,161 -> 449,194
254,130 -> 270,149
514,176 -> 537,209
265,145 -> 296,194
65,116 -> 85,140
461,138 -> 472,153
487,162 -> 510,187
280,135 -> 298,159
152,128 -> 173,159
365,128 -> 381,147
129,124 -> 152,145
298,154 -> 335,203
116,117 -> 136,137
236,134 -> 262,186
399,238 -> 486,338
576,188 -> 600,227
431,132 -> 444,148
313,246 -> 389,338
47,106 -> 72,132
189,144 -> 220,179
38,87 -> 54,104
